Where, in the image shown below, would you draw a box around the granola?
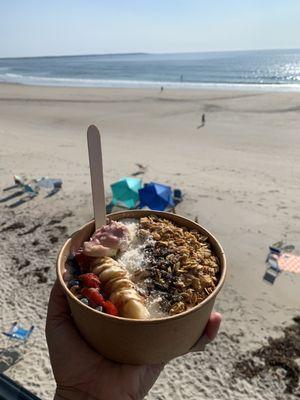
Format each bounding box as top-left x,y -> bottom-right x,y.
137,215 -> 219,315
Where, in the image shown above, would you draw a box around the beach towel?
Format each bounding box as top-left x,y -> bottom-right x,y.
277,253 -> 300,274
3,323 -> 34,341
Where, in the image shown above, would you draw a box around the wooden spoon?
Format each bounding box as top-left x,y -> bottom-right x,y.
87,125 -> 106,230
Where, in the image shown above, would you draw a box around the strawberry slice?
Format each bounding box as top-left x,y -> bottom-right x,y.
79,273 -> 101,289
103,301 -> 119,316
81,288 -> 105,307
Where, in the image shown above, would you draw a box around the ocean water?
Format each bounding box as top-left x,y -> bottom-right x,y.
0,49 -> 300,90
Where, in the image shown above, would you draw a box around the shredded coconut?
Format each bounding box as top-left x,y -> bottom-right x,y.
117,219 -> 144,273
146,294 -> 167,318
116,219 -> 169,318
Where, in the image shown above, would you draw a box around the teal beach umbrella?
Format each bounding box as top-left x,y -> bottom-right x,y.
111,177 -> 142,209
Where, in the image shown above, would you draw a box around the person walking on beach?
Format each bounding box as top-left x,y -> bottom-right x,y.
197,113 -> 206,129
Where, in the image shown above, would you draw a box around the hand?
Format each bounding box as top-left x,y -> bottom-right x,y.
46,281 -> 222,400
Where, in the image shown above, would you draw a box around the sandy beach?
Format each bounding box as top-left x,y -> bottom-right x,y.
0,83 -> 299,399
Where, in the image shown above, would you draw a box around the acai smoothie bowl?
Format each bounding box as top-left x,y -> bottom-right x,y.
57,210 -> 226,364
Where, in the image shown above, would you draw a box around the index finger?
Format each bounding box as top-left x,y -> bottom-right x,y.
190,312 -> 222,352
46,280 -> 71,323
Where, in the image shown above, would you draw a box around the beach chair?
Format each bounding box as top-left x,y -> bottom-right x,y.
173,188 -> 183,206
263,247 -> 281,284
34,177 -> 62,197
36,177 -> 62,189
263,268 -> 279,284
266,251 -> 281,272
3,322 -> 34,341
263,242 -> 300,283
23,184 -> 38,197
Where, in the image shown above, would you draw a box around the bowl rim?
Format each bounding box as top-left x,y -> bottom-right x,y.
57,210 -> 227,324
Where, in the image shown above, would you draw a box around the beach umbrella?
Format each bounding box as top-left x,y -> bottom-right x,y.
111,177 -> 142,209
139,182 -> 174,211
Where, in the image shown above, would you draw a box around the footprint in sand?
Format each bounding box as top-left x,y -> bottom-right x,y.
18,223 -> 42,236
0,222 -> 25,232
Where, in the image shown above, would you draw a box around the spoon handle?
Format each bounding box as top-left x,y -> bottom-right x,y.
87,125 -> 106,229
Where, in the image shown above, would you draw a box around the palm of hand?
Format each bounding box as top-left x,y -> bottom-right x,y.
46,282 -> 163,400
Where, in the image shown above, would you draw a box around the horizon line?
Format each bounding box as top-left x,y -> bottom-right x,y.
0,47 -> 299,61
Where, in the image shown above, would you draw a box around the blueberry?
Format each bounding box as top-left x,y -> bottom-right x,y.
67,254 -> 75,262
68,279 -> 80,288
72,265 -> 81,276
67,255 -> 81,276
81,298 -> 89,305
95,306 -> 103,312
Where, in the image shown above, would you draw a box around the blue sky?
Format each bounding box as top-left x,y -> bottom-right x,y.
1,0 -> 300,57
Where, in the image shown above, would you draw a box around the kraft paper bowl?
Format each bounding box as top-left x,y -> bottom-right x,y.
57,210 -> 226,365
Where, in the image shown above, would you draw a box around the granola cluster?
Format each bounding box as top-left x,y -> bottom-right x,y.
138,215 -> 219,315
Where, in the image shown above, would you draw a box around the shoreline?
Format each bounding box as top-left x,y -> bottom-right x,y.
1,79 -> 300,93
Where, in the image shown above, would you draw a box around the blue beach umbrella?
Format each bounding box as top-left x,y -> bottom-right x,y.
139,182 -> 174,211
111,177 -> 142,209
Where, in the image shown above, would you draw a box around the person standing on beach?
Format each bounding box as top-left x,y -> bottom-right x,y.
202,113 -> 206,126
